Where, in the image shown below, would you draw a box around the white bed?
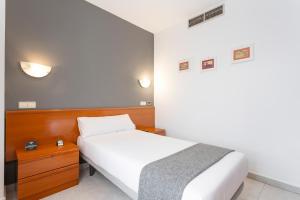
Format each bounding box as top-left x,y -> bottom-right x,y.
77,130 -> 248,200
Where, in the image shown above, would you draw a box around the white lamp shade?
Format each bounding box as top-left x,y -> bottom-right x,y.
139,78 -> 151,88
20,61 -> 52,78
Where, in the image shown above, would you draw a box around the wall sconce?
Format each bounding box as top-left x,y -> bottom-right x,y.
20,61 -> 52,78
139,78 -> 151,88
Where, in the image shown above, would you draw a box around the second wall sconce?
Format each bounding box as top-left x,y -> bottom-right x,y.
139,78 -> 151,88
20,61 -> 52,78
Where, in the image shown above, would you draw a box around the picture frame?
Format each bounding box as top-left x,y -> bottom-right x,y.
232,44 -> 254,63
201,58 -> 216,71
179,60 -> 189,71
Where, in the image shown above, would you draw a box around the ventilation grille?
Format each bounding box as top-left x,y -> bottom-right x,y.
188,14 -> 204,28
189,5 -> 224,28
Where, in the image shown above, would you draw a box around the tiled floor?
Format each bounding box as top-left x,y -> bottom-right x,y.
238,178 -> 300,200
6,165 -> 300,200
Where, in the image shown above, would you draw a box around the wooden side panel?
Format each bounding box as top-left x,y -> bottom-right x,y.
6,107 -> 155,161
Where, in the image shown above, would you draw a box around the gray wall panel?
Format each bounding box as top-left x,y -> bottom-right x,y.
5,0 -> 154,109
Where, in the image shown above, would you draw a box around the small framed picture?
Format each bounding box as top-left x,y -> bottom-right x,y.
201,58 -> 216,71
232,44 -> 254,63
179,60 -> 189,71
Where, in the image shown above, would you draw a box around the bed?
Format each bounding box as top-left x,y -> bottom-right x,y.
77,115 -> 248,200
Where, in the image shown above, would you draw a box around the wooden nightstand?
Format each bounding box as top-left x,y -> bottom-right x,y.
138,127 -> 166,136
16,142 -> 79,200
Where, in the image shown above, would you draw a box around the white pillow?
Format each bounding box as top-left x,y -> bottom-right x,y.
77,114 -> 136,138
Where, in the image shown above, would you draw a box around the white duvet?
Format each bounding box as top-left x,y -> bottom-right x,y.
78,130 -> 247,200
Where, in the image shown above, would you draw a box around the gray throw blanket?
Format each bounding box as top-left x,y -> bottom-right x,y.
138,143 -> 233,200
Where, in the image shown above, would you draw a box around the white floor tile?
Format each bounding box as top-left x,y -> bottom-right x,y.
259,184 -> 300,200
239,178 -> 265,200
43,167 -> 131,200
5,184 -> 17,200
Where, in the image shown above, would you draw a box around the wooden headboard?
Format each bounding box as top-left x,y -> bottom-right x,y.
5,106 -> 155,162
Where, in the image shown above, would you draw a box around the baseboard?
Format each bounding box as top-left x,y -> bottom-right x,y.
248,172 -> 300,194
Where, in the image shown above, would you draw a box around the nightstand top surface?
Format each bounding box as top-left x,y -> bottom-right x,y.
138,127 -> 164,132
16,142 -> 78,162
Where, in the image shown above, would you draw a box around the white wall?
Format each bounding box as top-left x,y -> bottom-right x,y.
0,0 -> 5,198
155,0 -> 300,188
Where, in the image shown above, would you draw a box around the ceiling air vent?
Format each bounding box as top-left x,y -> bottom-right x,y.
205,5 -> 224,21
188,14 -> 205,27
188,5 -> 224,28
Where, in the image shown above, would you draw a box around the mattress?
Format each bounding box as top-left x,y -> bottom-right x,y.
78,130 -> 248,200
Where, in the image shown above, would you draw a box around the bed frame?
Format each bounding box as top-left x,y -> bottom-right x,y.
82,154 -> 138,199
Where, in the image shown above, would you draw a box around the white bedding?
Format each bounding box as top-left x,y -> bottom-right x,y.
78,130 -> 248,200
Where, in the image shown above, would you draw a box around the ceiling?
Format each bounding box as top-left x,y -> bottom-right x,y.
85,0 -> 221,33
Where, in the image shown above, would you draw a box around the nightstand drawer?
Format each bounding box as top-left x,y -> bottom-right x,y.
18,164 -> 79,200
18,151 -> 79,179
